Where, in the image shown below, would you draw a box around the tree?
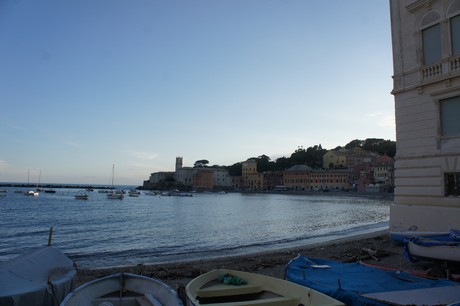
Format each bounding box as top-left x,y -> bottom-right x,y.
194,159 -> 209,167
345,139 -> 364,149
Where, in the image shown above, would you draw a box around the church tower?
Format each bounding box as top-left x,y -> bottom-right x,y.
175,157 -> 183,171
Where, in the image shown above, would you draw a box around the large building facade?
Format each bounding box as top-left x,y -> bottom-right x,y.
390,0 -> 460,232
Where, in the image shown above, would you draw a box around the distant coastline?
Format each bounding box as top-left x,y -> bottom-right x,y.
0,182 -> 138,190
0,182 -> 393,198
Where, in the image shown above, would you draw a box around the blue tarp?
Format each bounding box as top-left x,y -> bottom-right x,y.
285,256 -> 459,306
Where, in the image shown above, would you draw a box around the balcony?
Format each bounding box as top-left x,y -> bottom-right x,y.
421,55 -> 460,81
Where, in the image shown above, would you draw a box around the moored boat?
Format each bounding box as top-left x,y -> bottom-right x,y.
186,268 -> 344,306
74,191 -> 89,200
24,190 -> 39,197
286,255 -> 460,306
107,190 -> 123,199
60,272 -> 184,306
128,189 -> 141,197
0,246 -> 76,306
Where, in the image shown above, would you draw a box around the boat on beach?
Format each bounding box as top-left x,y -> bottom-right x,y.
404,235 -> 460,263
286,255 -> 460,306
186,268 -> 344,306
60,272 -> 184,306
0,246 -> 76,306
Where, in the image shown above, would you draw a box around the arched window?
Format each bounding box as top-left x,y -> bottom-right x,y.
421,11 -> 442,65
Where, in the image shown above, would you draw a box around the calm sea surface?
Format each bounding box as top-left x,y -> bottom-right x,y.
0,187 -> 391,268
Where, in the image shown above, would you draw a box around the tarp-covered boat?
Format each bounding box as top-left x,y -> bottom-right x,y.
61,272 -> 184,306
286,256 -> 460,306
0,246 -> 76,306
186,268 -> 344,306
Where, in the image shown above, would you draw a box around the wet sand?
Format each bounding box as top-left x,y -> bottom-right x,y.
75,229 -> 451,289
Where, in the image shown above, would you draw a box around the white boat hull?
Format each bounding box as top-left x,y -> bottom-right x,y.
408,241 -> 460,263
61,272 -> 183,306
186,269 -> 344,306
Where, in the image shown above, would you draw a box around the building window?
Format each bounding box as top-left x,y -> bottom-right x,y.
445,172 -> 460,196
440,96 -> 460,136
423,24 -> 442,64
452,14 -> 460,56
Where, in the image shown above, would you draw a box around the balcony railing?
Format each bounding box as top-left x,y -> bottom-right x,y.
421,55 -> 460,81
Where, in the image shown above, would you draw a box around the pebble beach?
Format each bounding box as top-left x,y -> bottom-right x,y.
74,230 -> 451,289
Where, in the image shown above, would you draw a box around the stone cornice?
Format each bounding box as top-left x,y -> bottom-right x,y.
406,0 -> 435,13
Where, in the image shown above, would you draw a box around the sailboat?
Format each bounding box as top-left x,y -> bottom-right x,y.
24,170 -> 39,197
107,164 -> 123,199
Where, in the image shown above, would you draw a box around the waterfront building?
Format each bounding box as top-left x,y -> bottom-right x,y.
283,165 -> 312,190
390,0 -> 460,232
242,159 -> 263,190
146,157 -> 232,190
192,169 -> 214,190
309,169 -> 350,191
263,171 -> 284,191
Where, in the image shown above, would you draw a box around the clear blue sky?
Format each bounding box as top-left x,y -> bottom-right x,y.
0,0 -> 395,186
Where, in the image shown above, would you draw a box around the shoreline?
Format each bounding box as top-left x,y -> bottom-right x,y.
75,230 -> 418,288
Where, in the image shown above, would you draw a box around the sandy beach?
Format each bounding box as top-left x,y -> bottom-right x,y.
73,230 -> 459,290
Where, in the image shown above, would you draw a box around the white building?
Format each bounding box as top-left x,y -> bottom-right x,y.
390,0 -> 460,232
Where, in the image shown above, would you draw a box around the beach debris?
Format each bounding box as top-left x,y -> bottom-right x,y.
362,247 -> 379,261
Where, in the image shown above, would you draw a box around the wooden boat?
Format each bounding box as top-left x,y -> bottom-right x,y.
286,255 -> 460,306
405,236 -> 460,263
61,272 -> 184,306
186,268 -> 344,306
0,246 -> 76,306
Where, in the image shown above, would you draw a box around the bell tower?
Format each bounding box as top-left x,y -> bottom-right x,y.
175,157 -> 183,171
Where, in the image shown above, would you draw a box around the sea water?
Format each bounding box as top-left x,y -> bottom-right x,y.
0,188 -> 391,268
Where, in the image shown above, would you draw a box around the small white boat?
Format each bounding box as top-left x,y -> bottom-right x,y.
406,237 -> 460,263
61,272 -> 184,306
107,190 -> 123,199
128,189 -> 141,197
74,191 -> 89,200
186,269 -> 344,306
106,164 -> 123,199
0,246 -> 76,306
24,190 -> 39,197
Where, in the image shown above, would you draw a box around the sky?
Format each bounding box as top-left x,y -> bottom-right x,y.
0,0 -> 395,186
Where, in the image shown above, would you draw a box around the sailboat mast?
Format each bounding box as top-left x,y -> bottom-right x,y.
112,164 -> 115,188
